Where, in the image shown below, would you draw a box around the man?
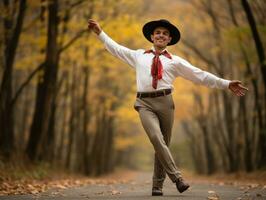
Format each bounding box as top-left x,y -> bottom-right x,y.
88,19 -> 248,196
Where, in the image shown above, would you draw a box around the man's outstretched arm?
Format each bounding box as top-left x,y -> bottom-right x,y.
174,57 -> 248,97
88,19 -> 138,68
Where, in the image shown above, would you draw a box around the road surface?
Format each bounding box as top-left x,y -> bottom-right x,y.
0,172 -> 265,200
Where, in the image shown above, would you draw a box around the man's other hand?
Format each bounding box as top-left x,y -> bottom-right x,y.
229,80 -> 248,97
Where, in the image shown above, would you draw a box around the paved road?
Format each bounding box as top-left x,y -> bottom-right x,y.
1,172 -> 265,200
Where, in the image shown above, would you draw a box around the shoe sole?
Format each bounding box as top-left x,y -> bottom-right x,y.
152,192 -> 163,196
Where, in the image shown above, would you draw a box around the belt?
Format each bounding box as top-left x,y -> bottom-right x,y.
136,89 -> 172,98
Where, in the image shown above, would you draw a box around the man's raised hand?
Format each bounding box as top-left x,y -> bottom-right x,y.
229,80 -> 248,97
88,19 -> 102,35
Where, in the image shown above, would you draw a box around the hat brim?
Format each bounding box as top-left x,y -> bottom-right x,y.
142,20 -> 180,46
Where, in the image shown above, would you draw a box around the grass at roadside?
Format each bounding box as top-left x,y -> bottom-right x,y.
0,160 -> 136,196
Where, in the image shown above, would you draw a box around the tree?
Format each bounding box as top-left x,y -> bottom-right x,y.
0,0 -> 27,157
241,0 -> 266,168
26,0 -> 59,160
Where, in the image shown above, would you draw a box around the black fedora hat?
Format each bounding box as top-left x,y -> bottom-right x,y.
142,19 -> 181,46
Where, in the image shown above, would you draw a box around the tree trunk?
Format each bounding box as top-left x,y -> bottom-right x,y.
19,75 -> 31,151
82,65 -> 91,175
0,0 -> 27,158
194,93 -> 216,174
212,91 -> 231,172
182,121 -> 205,174
104,112 -> 115,172
57,71 -> 69,167
241,0 -> 266,87
66,66 -> 78,169
26,0 -> 59,161
227,0 -> 261,170
89,104 -> 104,175
222,93 -> 237,172
209,92 -> 228,171
241,0 -> 266,168
99,107 -> 108,175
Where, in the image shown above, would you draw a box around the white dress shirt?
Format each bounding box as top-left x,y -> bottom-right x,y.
98,31 -> 230,92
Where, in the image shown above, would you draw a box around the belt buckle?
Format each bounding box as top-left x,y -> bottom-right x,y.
163,90 -> 166,96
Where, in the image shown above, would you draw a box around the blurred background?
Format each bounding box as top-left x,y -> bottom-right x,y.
0,0 -> 266,177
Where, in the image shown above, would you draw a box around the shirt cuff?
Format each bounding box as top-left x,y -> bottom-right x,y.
98,31 -> 107,42
221,79 -> 231,89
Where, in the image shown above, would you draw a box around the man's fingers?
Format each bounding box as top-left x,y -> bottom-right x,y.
239,90 -> 245,96
87,19 -> 102,35
231,80 -> 249,91
88,21 -> 96,26
239,84 -> 249,91
236,90 -> 245,97
88,19 -> 97,28
230,85 -> 247,96
229,80 -> 248,96
88,19 -> 96,23
232,80 -> 242,84
239,88 -> 247,96
237,91 -> 242,96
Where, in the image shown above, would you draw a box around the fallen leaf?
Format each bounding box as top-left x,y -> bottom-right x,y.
249,183 -> 259,188
111,190 -> 121,195
95,191 -> 104,195
55,184 -> 67,189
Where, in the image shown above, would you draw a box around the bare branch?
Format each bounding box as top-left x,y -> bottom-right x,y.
58,0 -> 95,53
11,62 -> 45,106
59,29 -> 88,54
182,39 -> 221,75
69,0 -> 86,9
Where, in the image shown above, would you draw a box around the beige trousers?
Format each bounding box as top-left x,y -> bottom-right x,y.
134,94 -> 182,189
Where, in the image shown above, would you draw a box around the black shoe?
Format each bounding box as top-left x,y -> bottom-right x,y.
175,177 -> 190,193
152,187 -> 163,196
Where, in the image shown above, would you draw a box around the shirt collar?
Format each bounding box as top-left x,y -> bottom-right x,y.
144,47 -> 172,59
151,46 -> 169,54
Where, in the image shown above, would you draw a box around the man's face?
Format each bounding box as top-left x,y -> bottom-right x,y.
151,27 -> 172,49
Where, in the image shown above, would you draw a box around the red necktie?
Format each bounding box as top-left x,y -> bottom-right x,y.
144,49 -> 172,89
